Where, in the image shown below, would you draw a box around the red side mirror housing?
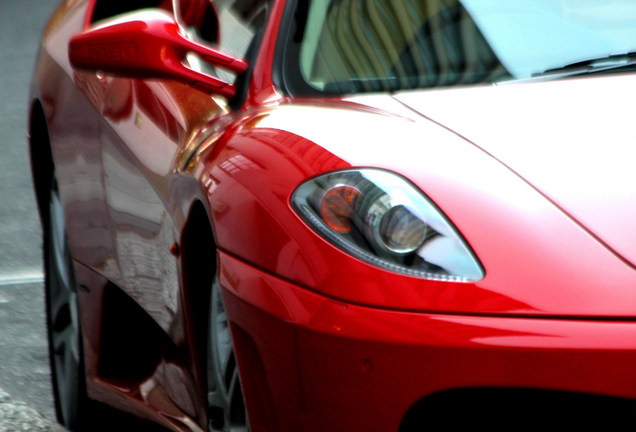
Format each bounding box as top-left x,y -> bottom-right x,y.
69,11 -> 247,99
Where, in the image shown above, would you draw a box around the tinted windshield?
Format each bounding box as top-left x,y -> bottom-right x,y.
280,0 -> 636,95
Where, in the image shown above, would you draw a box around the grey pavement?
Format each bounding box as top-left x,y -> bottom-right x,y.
0,0 -> 67,430
0,281 -> 55,421
0,0 -> 58,281
0,387 -> 64,432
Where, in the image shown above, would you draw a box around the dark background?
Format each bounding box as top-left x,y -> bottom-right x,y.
0,0 -> 63,425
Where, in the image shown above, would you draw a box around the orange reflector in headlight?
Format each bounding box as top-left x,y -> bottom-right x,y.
320,186 -> 360,233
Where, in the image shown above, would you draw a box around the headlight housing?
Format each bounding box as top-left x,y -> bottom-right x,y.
291,169 -> 484,282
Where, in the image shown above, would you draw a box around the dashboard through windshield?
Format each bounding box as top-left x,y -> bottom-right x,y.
279,0 -> 636,96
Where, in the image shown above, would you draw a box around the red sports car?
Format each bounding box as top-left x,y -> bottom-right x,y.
29,0 -> 636,430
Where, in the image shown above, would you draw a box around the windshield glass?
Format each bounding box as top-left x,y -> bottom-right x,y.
281,0 -> 636,95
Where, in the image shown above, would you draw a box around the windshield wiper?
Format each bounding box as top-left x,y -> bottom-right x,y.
534,52 -> 636,80
496,52 -> 636,85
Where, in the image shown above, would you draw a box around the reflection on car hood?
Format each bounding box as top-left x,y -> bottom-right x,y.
393,74 -> 636,268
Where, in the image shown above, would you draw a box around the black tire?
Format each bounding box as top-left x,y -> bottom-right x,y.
207,278 -> 249,432
44,176 -> 92,430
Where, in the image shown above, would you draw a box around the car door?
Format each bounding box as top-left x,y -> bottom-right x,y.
88,0 -> 271,422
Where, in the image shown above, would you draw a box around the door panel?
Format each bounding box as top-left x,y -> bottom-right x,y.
97,73 -> 223,431
43,2 -> 118,280
99,69 -> 226,323
100,120 -> 180,333
68,0 -> 273,424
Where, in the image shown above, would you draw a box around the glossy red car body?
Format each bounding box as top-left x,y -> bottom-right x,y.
28,0 -> 636,431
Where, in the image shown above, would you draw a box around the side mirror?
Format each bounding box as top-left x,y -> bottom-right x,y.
69,11 -> 248,100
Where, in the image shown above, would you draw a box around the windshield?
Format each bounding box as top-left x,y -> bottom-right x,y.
280,0 -> 636,95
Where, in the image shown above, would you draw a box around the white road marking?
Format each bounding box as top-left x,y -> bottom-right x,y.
0,273 -> 44,287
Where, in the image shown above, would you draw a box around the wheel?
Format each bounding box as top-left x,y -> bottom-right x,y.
207,279 -> 249,432
44,176 -> 90,430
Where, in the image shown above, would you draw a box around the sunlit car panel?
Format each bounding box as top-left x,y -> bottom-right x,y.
394,74 -> 636,270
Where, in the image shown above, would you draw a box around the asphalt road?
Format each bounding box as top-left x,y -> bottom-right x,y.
0,0 -> 67,429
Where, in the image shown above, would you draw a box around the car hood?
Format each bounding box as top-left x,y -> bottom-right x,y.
393,74 -> 636,270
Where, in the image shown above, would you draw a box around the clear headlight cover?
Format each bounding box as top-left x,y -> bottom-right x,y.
291,169 -> 484,282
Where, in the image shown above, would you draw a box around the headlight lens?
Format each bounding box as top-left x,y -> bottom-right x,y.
291,169 -> 484,282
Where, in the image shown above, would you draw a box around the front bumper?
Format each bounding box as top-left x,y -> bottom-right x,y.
218,251 -> 636,432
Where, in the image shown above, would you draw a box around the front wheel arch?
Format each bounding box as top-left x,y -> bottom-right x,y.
28,99 -> 54,227
180,200 -> 218,403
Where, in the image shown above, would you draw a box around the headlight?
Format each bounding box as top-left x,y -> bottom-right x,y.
291,169 -> 484,282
